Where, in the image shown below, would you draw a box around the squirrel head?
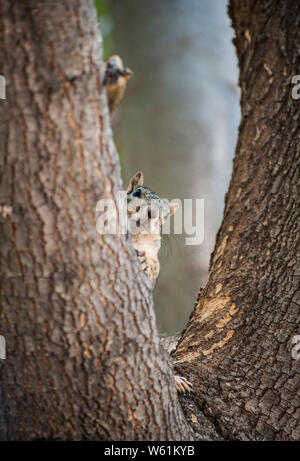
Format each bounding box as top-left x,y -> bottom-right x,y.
126,172 -> 178,235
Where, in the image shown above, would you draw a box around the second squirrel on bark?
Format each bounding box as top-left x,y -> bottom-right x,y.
103,55 -> 133,112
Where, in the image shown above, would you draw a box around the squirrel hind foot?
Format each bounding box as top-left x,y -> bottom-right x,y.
175,375 -> 193,394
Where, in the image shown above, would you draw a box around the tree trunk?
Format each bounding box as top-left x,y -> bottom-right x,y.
174,0 -> 300,441
0,0 -> 192,440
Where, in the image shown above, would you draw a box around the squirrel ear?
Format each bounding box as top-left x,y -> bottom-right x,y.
169,202 -> 179,216
127,172 -> 144,194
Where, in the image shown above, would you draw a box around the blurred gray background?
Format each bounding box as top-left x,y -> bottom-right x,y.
96,0 -> 240,334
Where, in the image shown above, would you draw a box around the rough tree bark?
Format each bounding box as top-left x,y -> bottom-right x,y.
0,0 -> 192,440
174,0 -> 300,441
0,0 -> 299,442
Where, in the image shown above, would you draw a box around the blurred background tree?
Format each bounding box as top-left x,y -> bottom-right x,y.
95,0 -> 240,334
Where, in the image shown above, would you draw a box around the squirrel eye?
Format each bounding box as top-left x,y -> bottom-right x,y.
133,188 -> 142,198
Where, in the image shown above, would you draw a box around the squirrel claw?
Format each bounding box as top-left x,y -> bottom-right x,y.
175,375 -> 193,394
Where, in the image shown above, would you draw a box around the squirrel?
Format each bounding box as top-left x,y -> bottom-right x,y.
103,55 -> 133,112
126,171 -> 178,286
126,172 -> 193,394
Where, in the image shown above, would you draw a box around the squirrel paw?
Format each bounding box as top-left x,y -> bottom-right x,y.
175,375 -> 193,394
